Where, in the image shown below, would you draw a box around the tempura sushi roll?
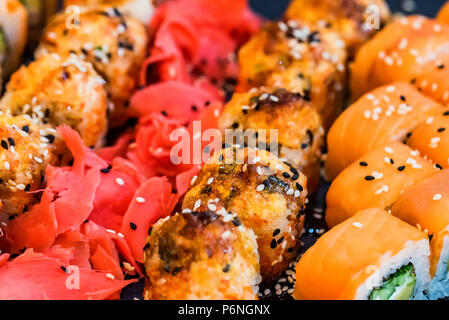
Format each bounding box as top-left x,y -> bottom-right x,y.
237,20 -> 347,129
407,109 -> 449,169
0,54 -> 108,148
392,170 -> 449,299
218,88 -> 324,192
182,147 -> 308,281
0,0 -> 28,83
325,82 -> 443,179
143,210 -> 261,300
326,142 -> 437,228
0,114 -> 65,218
294,208 -> 431,300
64,0 -> 156,25
35,7 -> 148,126
351,16 -> 449,101
285,0 -> 390,56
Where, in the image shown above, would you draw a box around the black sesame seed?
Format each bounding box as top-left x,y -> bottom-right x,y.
444,111 -> 449,116
301,143 -> 308,149
282,172 -> 291,178
277,236 -> 285,244
148,227 -> 153,235
205,101 -> 211,107
191,105 -> 198,112
359,161 -> 368,167
143,243 -> 150,250
365,175 -> 375,181
232,216 -> 242,227
270,239 -> 277,249
398,166 -> 406,172
273,229 -> 280,237
7,137 -> 15,147
100,165 -> 112,173
130,222 -> 137,230
161,110 -> 168,117
390,158 -> 394,164
400,95 -> 406,101
45,134 -> 55,143
436,163 -> 443,170
438,128 -> 446,133
60,266 -> 67,272
1,140 -> 8,150
222,264 -> 231,273
25,184 -> 31,192
438,64 -> 445,69
296,183 -> 303,192
22,125 -> 29,132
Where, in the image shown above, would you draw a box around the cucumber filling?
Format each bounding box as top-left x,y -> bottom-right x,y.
369,263 -> 416,300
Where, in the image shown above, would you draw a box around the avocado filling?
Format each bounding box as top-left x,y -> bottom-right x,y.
369,263 -> 416,300
0,28 -> 6,63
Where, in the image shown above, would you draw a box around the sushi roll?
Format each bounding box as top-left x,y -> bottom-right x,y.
218,88 -> 324,192
326,142 -> 437,228
64,0 -> 156,25
0,54 -> 108,148
294,208 -> 431,300
285,0 -> 390,56
407,109 -> 449,170
392,170 -> 449,299
182,147 -> 308,281
35,7 -> 148,126
325,82 -> 443,179
0,114 -> 65,219
237,20 -> 347,129
143,210 -> 261,300
0,0 -> 28,84
351,16 -> 449,101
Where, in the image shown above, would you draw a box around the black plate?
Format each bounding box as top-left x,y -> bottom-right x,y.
121,0 -> 447,300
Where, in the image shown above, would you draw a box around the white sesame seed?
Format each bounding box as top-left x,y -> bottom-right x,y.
433,194 -> 442,201
207,177 -> 214,185
106,273 -> 115,280
190,175 -> 198,185
115,178 -> 124,186
352,222 -> 363,228
384,147 -> 394,154
256,184 -> 265,192
136,197 -> 146,203
3,161 -> 10,170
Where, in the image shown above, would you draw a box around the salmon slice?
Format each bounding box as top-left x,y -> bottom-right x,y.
407,109 -> 449,169
294,208 -> 429,300
351,16 -> 449,101
325,82 -> 443,179
326,141 -> 437,228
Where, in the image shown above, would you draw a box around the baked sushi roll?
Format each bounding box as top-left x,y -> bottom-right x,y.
237,20 -> 347,129
0,54 -> 108,148
326,142 -> 437,228
218,88 -> 324,192
35,7 -> 148,126
325,82 -> 443,179
294,208 -> 431,300
143,210 -> 261,300
0,0 -> 28,85
285,0 -> 390,56
351,16 -> 449,102
64,0 -> 156,25
392,170 -> 449,299
407,109 -> 449,169
0,114 -> 65,218
182,147 -> 308,281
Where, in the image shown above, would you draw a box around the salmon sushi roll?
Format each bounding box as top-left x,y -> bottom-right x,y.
143,210 -> 261,300
285,0 -> 390,56
237,20 -> 347,129
0,54 -> 108,148
325,82 -> 443,179
392,170 -> 449,299
218,88 -> 324,192
294,208 -> 431,300
407,110 -> 449,169
351,16 -> 449,101
182,147 -> 308,281
0,0 -> 28,84
437,2 -> 449,24
326,142 -> 437,228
